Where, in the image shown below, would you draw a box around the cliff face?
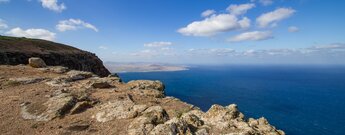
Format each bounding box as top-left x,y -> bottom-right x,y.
0,36 -> 110,77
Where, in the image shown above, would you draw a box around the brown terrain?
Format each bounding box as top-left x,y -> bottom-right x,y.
0,36 -> 284,135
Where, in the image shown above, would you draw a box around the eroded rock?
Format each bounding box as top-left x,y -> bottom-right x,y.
127,80 -> 165,91
9,77 -> 46,85
149,117 -> 192,135
94,98 -> 137,122
28,57 -> 47,68
21,93 -> 76,121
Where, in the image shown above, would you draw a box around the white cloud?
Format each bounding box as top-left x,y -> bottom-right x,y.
144,41 -> 173,47
0,19 -> 8,29
40,0 -> 66,12
288,26 -> 299,32
256,8 -> 295,28
99,46 -> 108,50
5,27 -> 56,41
56,19 -> 99,32
178,14 -> 250,37
201,9 -> 216,17
229,31 -> 273,42
227,3 -> 255,16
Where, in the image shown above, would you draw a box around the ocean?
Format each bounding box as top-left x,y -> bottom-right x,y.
119,65 -> 345,135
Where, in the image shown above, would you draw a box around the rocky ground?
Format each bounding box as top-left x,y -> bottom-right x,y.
0,59 -> 285,135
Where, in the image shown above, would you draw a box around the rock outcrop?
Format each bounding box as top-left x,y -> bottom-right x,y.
0,61 -> 285,135
0,36 -> 110,77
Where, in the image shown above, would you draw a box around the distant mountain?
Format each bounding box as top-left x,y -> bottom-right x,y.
0,36 -> 110,77
105,62 -> 188,73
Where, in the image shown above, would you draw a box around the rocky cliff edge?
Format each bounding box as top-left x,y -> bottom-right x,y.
0,58 -> 285,135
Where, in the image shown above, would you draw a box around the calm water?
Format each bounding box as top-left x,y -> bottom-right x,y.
119,65 -> 345,135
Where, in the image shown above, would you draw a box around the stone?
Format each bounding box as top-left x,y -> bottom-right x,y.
66,123 -> 90,131
49,66 -> 69,74
66,70 -> 94,81
181,113 -> 203,128
70,101 -> 93,114
149,117 -> 192,135
127,80 -> 165,91
195,128 -> 209,135
9,77 -> 46,85
202,104 -> 243,130
127,116 -> 156,135
127,105 -> 168,135
21,93 -> 76,121
142,106 -> 169,124
28,57 -> 47,68
94,98 -> 137,122
90,81 -> 111,88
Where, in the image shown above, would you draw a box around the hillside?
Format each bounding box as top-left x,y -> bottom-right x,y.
0,36 -> 110,77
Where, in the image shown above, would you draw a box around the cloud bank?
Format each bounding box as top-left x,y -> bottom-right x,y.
5,27 -> 56,41
56,19 -> 98,32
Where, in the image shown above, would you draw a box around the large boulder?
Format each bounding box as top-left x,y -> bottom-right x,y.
28,57 -> 47,68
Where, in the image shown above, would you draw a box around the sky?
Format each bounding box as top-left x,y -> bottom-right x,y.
1,0 -> 345,65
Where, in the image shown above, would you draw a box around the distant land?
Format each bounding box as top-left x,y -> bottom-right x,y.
105,62 -> 189,73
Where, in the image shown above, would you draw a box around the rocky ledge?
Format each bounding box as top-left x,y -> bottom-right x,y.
0,58 -> 284,135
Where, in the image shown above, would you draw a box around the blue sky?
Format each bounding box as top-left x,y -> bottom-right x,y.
1,0 -> 345,64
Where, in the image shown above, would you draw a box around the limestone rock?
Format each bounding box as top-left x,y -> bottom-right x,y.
127,105 -> 168,135
127,80 -> 165,91
70,101 -> 93,114
142,106 -> 169,124
127,116 -> 156,135
48,66 -> 69,74
181,112 -> 204,128
9,77 -> 46,85
202,104 -> 244,130
127,80 -> 166,98
67,70 -> 94,81
149,117 -> 192,135
28,57 -> 47,68
90,81 -> 111,88
94,98 -> 137,122
21,93 -> 76,121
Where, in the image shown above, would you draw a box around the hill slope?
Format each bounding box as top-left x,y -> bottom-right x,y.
0,36 -> 110,77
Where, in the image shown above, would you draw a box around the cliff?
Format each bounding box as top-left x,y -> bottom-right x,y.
0,36 -> 110,77
0,57 -> 285,135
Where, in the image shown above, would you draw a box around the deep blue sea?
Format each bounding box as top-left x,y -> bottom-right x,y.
119,65 -> 345,135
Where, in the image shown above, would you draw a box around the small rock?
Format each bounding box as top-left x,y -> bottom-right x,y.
28,57 -> 47,68
49,66 -> 69,74
9,77 -> 46,85
91,81 -> 111,89
66,123 -> 90,131
70,101 -> 93,114
67,70 -> 94,81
